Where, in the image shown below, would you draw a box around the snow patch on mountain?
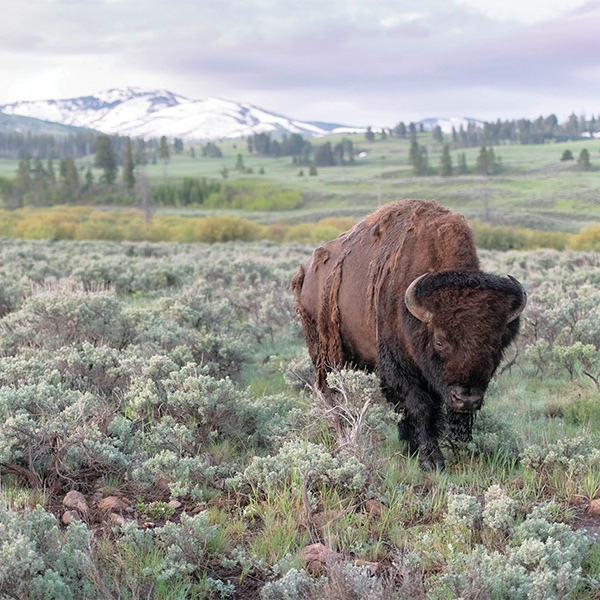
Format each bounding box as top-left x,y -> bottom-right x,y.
0,87 -> 362,141
417,117 -> 483,134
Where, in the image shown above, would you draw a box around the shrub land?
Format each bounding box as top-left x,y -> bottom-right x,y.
5,205 -> 600,251
0,238 -> 599,598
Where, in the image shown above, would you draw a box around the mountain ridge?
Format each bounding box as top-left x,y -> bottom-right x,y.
0,87 -> 363,141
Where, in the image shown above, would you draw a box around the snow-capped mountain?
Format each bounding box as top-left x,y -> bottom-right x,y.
0,87 -> 361,141
417,117 -> 483,134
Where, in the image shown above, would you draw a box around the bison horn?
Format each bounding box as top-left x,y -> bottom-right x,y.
506,275 -> 527,323
405,273 -> 433,324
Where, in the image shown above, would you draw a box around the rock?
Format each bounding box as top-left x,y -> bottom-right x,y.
97,496 -> 128,512
63,491 -> 88,514
365,499 -> 385,516
109,513 -> 127,526
168,500 -> 182,510
62,510 -> 81,525
301,543 -> 343,575
589,499 -> 600,516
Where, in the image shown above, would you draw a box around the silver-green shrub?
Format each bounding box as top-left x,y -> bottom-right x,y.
445,493 -> 483,529
0,503 -> 95,599
260,568 -> 321,600
233,440 -> 367,494
482,485 -> 517,532
0,289 -> 129,353
520,436 -> 600,475
117,513 -> 234,596
127,362 -> 294,448
434,495 -> 591,600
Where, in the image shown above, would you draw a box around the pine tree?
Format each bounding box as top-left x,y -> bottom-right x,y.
457,152 -> 468,174
365,127 -> 375,142
409,122 -> 417,144
439,144 -> 452,176
432,125 -> 443,144
577,148 -> 592,171
134,139 -> 147,165
94,135 -> 117,187
409,142 -> 428,175
487,147 -> 497,175
560,149 -> 574,161
476,146 -> 489,175
394,121 -> 407,138
159,136 -> 170,180
84,167 -> 94,192
16,155 -> 32,203
31,157 -> 48,206
59,157 -> 79,203
309,164 -> 318,176
314,142 -> 334,166
235,153 -> 245,171
46,159 -> 56,185
123,138 -> 135,191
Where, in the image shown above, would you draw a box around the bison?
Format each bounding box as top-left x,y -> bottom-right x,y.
291,199 -> 526,470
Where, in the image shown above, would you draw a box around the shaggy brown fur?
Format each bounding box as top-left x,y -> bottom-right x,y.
292,199 -> 479,384
292,199 -> 525,470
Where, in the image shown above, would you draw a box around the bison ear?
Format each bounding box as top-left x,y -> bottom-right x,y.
506,275 -> 527,323
405,273 -> 433,324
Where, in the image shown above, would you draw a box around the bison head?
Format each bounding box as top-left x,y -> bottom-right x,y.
404,271 -> 526,412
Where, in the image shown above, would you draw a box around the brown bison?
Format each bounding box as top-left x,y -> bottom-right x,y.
291,199 -> 526,470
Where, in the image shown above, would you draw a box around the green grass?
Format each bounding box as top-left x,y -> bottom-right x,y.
2,133 -> 600,231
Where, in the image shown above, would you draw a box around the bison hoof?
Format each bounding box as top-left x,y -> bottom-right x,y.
420,456 -> 445,472
419,447 -> 445,472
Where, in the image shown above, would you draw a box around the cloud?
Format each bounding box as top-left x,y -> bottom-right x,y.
0,0 -> 598,126
454,0 -> 588,23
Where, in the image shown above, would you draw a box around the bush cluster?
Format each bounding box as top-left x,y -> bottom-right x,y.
435,501 -> 591,600
6,205 -> 600,250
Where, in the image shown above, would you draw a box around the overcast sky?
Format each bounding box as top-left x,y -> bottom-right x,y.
1,0 -> 598,127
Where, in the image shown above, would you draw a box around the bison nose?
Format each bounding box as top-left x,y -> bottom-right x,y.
450,387 -> 483,412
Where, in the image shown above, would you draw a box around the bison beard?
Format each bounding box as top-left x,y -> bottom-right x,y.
292,199 -> 526,471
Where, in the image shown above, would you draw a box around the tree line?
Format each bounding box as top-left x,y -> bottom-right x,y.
247,132 -> 356,167
0,133 -> 218,209
389,112 -> 600,148
0,130 -> 186,162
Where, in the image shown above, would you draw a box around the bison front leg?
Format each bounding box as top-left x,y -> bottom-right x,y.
403,387 -> 445,471
378,344 -> 445,471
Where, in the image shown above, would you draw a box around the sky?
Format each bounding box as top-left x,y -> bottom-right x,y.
1,0 -> 599,128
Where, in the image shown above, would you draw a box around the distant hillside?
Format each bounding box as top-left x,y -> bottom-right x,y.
0,88 -> 363,142
0,112 -> 94,135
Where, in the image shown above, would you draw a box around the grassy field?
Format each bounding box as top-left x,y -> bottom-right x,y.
0,239 -> 599,598
1,134 -> 599,232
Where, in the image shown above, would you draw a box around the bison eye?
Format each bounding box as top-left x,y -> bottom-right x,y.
435,340 -> 443,347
